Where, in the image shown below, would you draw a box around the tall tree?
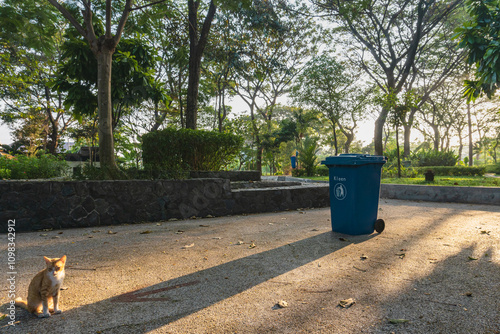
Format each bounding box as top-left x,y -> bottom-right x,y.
292,54 -> 372,155
185,0 -> 216,129
47,0 -> 135,174
0,0 -> 73,154
313,0 -> 464,155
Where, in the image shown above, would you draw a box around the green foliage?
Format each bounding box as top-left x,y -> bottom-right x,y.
52,33 -> 167,121
142,128 -> 243,173
454,0 -> 500,101
415,166 -> 485,177
299,137 -> 319,176
0,154 -> 67,179
316,165 -> 329,177
485,163 -> 500,174
411,149 -> 459,167
382,166 -> 419,179
0,168 -> 11,179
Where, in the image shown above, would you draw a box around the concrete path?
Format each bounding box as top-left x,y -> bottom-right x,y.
1,199 -> 499,333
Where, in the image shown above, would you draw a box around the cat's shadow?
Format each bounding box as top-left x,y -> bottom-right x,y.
4,231 -> 376,333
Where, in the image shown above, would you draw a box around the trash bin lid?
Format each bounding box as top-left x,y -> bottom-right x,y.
321,154 -> 387,166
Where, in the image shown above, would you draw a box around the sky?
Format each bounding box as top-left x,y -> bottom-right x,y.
0,123 -> 11,146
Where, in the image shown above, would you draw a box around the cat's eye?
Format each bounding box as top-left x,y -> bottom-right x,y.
55,266 -> 61,271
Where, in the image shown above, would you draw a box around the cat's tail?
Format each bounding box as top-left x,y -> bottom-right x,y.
14,297 -> 28,310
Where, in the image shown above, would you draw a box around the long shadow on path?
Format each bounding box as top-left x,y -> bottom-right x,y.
4,231 -> 376,333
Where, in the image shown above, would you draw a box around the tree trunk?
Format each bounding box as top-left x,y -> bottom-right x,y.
374,107 -> 389,156
432,124 -> 440,151
97,50 -> 117,171
186,0 -> 216,129
467,103 -> 473,166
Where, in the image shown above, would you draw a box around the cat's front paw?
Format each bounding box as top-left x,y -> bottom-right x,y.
38,312 -> 50,318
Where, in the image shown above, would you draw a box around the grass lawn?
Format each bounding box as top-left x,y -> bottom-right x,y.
302,175 -> 500,187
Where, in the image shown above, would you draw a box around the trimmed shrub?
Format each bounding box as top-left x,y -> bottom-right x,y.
0,168 -> 11,179
485,163 -> 500,175
0,154 -> 66,179
316,165 -> 329,176
412,149 -> 458,166
382,166 -> 419,178
142,128 -> 243,172
415,166 -> 485,176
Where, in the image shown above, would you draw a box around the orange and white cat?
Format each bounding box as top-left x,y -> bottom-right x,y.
15,255 -> 67,318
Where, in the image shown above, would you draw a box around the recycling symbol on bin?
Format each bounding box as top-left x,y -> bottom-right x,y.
334,183 -> 347,200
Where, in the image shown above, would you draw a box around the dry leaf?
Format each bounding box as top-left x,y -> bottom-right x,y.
339,298 -> 355,308
107,231 -> 117,234
181,243 -> 194,249
140,230 -> 153,234
468,256 -> 478,261
175,230 -> 184,234
249,243 -> 256,249
389,319 -> 409,324
339,237 -> 350,242
276,300 -> 288,308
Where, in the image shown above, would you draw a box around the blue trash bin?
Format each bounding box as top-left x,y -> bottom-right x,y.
321,154 -> 387,235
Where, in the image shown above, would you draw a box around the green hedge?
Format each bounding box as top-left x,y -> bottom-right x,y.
0,154 -> 67,179
142,128 -> 243,172
415,166 -> 485,176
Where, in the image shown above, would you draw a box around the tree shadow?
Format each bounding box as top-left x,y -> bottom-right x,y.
2,231 -> 377,333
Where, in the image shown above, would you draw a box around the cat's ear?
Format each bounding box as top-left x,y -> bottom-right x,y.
43,256 -> 51,265
59,255 -> 67,265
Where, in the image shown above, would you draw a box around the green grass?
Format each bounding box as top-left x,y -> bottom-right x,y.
301,175 -> 500,187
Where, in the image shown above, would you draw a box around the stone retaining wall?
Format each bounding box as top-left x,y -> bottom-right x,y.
0,179 -> 328,232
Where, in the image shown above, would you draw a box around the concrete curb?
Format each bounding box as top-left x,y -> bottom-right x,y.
380,183 -> 500,206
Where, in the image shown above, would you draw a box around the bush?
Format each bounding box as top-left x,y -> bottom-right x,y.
142,128 -> 243,173
382,166 -> 419,178
0,154 -> 67,179
299,137 -> 319,176
316,165 -> 329,176
0,168 -> 11,179
412,149 -> 458,166
485,163 -> 500,175
415,166 -> 485,176
292,168 -> 307,177
72,164 -> 188,180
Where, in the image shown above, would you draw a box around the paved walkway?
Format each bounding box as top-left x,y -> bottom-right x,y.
1,199 -> 499,333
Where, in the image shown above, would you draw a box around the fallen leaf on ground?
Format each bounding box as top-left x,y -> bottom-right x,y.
389,319 -> 409,324
465,292 -> 473,297
339,237 -> 350,242
40,234 -> 47,237
339,298 -> 355,308
168,218 -> 178,221
480,231 -> 491,235
140,230 -> 153,234
181,243 -> 194,249
60,287 -> 69,290
92,230 -> 101,233
360,255 -> 368,260
212,237 -> 222,240
468,256 -> 478,261
397,253 -> 406,259
199,225 -> 210,227
107,231 -> 117,234
156,223 -> 161,226
275,300 -> 288,308
249,243 -> 256,249
0,314 -> 7,321
236,240 -> 244,245
175,230 -> 184,234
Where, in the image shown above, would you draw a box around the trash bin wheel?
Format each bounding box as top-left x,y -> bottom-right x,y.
374,219 -> 385,233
